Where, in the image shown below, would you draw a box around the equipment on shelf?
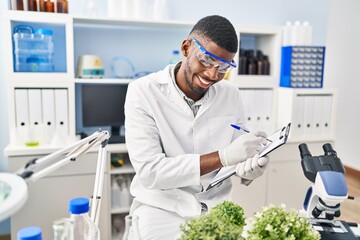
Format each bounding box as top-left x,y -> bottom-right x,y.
0,130 -> 110,228
299,143 -> 359,239
77,55 -> 105,78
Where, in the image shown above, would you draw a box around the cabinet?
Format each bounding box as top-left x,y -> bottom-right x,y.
2,10 -> 336,239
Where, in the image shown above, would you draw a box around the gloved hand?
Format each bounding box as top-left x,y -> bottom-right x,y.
236,154 -> 269,181
219,131 -> 268,167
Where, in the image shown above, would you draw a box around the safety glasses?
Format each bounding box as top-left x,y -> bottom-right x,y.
191,37 -> 237,74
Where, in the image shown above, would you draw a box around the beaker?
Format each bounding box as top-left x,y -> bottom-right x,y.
122,215 -> 141,240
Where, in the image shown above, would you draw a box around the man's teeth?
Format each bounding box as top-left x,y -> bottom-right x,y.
198,75 -> 211,85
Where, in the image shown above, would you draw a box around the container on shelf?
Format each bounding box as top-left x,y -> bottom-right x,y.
13,25 -> 54,72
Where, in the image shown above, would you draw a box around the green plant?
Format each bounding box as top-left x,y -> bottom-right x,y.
178,201 -> 246,240
246,204 -> 320,240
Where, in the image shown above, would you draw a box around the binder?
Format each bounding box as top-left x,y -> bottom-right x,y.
240,89 -> 256,131
254,89 -> 264,131
312,96 -> 323,136
292,95 -> 305,138
259,89 -> 274,133
28,89 -> 43,146
303,95 -> 315,136
14,89 -> 30,145
41,89 -> 56,144
53,89 -> 69,144
320,95 -> 333,137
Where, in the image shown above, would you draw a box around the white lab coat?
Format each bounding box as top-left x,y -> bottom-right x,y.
124,64 -> 245,219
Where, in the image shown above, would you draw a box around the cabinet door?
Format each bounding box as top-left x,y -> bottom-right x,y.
231,173 -> 267,217
267,161 -> 309,210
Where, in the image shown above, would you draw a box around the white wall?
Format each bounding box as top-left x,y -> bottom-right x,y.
324,0 -> 360,171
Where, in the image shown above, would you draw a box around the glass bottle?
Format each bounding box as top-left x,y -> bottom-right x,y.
53,218 -> 74,240
56,0 -> 68,13
69,197 -> 100,240
122,215 -> 141,240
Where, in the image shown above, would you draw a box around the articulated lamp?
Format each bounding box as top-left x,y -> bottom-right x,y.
0,130 -> 110,227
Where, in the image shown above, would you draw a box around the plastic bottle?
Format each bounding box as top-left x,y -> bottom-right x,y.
122,215 -> 141,240
169,50 -> 181,64
17,226 -> 42,240
69,197 -> 100,240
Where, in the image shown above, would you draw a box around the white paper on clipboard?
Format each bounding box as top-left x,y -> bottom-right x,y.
206,123 -> 291,191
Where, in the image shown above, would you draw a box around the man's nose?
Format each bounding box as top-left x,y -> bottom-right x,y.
203,65 -> 219,80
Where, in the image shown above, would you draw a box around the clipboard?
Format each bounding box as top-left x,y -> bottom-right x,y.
206,123 -> 291,191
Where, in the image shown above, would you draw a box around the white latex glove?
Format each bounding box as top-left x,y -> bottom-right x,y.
219,131 -> 268,167
236,154 -> 269,181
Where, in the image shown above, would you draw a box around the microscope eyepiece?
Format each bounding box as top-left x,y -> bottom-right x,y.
323,143 -> 337,156
299,143 -> 312,159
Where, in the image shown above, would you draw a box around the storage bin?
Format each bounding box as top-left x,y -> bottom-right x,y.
13,25 -> 54,72
280,46 -> 325,88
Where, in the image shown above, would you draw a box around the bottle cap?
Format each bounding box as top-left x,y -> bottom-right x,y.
17,226 -> 42,240
69,197 -> 90,214
172,50 -> 179,55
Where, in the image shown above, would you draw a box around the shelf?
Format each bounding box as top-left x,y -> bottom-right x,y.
111,206 -> 130,214
74,78 -> 133,84
73,15 -> 193,29
110,165 -> 135,175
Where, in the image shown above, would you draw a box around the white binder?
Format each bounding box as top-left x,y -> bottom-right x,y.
53,89 -> 69,145
240,89 -> 256,131
312,95 -> 323,136
28,89 -> 43,146
14,89 -> 30,145
303,95 -> 315,136
41,89 -> 56,145
320,95 -> 333,137
292,94 -> 305,138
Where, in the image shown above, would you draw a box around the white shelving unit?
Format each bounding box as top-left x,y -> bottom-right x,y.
2,10 -> 337,239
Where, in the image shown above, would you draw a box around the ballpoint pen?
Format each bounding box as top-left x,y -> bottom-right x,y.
230,124 -> 273,142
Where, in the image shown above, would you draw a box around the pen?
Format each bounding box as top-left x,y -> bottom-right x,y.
230,124 -> 272,142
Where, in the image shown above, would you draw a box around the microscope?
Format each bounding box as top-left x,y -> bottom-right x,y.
299,143 -> 359,239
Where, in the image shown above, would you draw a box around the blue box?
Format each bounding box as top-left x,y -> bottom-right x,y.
280,46 -> 326,88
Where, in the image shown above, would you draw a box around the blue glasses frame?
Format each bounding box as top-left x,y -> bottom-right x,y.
191,38 -> 237,68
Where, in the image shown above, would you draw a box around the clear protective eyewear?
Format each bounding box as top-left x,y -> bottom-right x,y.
191,37 -> 237,74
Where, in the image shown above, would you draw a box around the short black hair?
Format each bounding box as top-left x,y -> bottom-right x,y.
189,15 -> 238,53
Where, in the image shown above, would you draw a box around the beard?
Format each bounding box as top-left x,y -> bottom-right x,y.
184,60 -> 207,96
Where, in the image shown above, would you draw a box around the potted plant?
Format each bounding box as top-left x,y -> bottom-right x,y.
246,204 -> 320,240
178,201 -> 246,240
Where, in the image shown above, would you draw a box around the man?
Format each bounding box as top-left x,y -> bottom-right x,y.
124,15 -> 269,239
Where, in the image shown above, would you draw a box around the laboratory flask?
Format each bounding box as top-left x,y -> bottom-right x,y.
122,215 -> 141,240
69,197 -> 100,240
53,217 -> 74,240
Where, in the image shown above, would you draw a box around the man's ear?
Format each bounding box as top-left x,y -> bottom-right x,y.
181,39 -> 192,57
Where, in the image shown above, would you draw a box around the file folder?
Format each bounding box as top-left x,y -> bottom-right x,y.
42,89 -> 56,144
14,89 -> 30,145
28,89 -> 43,146
206,123 -> 291,191
53,89 -> 69,144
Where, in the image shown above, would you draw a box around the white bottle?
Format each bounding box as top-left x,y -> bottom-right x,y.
302,21 -> 313,46
290,20 -> 302,46
282,21 -> 292,46
69,197 -> 100,240
111,177 -> 120,208
153,0 -> 168,20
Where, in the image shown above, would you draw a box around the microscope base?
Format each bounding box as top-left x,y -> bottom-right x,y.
311,219 -> 360,240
